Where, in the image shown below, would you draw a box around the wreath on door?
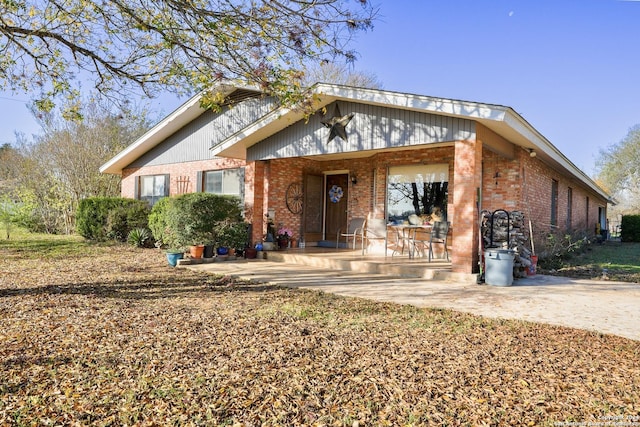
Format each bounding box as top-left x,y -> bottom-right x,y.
329,185 -> 343,203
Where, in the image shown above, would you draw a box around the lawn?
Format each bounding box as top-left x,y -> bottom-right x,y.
540,240 -> 640,282
1,232 -> 639,426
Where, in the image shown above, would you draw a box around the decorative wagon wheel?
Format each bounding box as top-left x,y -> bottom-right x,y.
286,182 -> 304,214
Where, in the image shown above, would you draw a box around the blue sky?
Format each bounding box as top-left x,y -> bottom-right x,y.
2,0 -> 640,176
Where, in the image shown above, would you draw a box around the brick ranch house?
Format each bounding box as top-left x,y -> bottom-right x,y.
100,83 -> 610,274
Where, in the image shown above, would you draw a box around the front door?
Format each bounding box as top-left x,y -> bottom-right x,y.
325,174 -> 349,241
302,174 -> 324,243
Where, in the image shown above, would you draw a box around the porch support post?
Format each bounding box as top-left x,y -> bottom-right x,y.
245,160 -> 267,246
451,139 -> 482,274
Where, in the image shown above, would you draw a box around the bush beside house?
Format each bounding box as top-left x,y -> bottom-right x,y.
76,197 -> 150,241
621,215 -> 640,242
149,193 -> 243,250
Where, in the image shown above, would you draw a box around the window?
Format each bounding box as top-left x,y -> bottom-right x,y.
137,174 -> 169,206
586,196 -> 590,229
566,187 -> 573,230
551,179 -> 558,227
387,164 -> 448,224
198,168 -> 244,200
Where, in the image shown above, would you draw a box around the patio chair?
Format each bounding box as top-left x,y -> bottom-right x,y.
336,217 -> 366,249
362,218 -> 388,256
427,221 -> 450,262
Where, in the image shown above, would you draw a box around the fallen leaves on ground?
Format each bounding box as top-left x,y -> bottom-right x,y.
1,245 -> 639,426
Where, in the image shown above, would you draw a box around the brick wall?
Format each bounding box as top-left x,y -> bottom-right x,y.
481,148 -> 607,253
259,148 -> 455,244
120,141 -> 607,273
452,140 -> 482,274
121,158 -> 246,198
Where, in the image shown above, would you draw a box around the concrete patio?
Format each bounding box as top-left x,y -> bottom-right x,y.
184,248 -> 640,342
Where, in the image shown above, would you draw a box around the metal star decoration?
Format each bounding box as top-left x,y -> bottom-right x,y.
321,104 -> 355,144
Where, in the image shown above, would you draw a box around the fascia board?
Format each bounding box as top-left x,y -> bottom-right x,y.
502,110 -> 609,200
314,84 -> 509,122
212,84 -> 508,158
99,93 -> 205,175
100,83 -> 258,174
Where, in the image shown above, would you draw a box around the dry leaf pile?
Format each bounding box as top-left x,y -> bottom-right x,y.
1,245 -> 639,426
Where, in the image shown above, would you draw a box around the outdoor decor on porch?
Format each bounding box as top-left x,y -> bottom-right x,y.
320,104 -> 354,143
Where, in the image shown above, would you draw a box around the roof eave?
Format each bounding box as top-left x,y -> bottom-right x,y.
100,93 -> 204,175
100,82 -> 260,175
501,109 -> 609,200
212,83 -> 509,158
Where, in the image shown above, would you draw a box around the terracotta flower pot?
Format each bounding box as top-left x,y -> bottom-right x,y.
245,248 -> 257,259
189,244 -> 204,259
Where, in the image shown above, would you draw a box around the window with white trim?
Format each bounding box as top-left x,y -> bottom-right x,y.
386,164 -> 449,224
199,168 -> 244,201
137,174 -> 168,206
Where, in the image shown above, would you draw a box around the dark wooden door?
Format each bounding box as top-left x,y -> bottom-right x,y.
325,174 -> 349,240
302,174 -> 324,243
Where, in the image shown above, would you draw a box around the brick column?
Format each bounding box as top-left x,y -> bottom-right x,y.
451,139 -> 482,274
245,161 -> 266,246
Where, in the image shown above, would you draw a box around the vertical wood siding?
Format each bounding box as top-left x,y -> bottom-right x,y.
246,101 -> 475,161
129,96 -> 277,167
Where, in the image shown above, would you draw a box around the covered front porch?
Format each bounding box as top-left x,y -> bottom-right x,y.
179,246 -> 478,284
245,137 -> 481,275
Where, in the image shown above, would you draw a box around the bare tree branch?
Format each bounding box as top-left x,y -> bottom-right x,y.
0,0 -> 377,114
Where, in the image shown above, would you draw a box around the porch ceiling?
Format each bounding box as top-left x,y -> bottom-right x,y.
299,142 -> 455,161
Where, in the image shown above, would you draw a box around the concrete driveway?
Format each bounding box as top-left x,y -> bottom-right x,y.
188,260 -> 640,341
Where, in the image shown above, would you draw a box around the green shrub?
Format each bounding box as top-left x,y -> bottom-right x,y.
152,193 -> 243,249
77,197 -> 150,241
127,227 -> 152,248
539,229 -> 591,270
148,196 -> 172,245
621,215 -> 640,242
215,220 -> 250,250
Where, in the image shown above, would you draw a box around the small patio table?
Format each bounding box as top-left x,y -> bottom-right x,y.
388,224 -> 432,259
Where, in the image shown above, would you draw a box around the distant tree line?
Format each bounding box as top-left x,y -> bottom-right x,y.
596,124 -> 640,219
0,100 -> 151,234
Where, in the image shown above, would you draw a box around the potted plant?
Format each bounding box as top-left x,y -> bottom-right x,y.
262,214 -> 276,251
189,243 -> 206,259
165,248 -> 185,267
276,226 -> 293,250
215,220 -> 249,256
203,241 -> 216,258
245,246 -> 258,259
186,230 -> 211,259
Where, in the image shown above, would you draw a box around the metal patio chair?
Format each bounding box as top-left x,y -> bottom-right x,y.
362,218 -> 388,256
336,217 -> 366,249
427,221 -> 450,262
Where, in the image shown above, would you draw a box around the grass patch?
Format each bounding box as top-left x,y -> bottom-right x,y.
541,241 -> 640,281
0,227 -> 104,260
